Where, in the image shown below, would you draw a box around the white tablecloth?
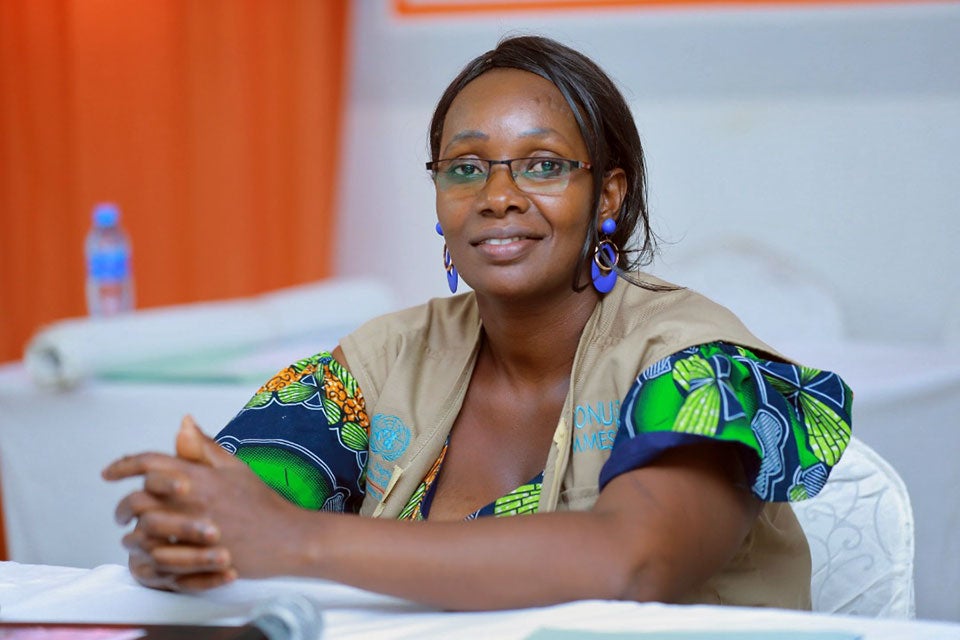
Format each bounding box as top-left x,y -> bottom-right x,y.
2,339 -> 959,622
1,562 -> 958,639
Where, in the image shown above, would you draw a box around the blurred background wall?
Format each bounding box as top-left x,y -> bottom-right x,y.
337,0 -> 959,348
0,1 -> 350,363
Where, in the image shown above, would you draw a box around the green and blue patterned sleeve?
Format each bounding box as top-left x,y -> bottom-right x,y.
598,342 -> 853,502
214,351 -> 370,513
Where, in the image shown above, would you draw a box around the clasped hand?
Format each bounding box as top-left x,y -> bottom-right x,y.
102,415 -> 292,592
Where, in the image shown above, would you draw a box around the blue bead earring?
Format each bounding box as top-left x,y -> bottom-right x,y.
436,222 -> 459,293
591,218 -> 619,294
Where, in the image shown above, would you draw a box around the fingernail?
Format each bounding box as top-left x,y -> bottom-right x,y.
199,523 -> 219,541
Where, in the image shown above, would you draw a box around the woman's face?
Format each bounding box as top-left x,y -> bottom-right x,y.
435,68 -> 597,303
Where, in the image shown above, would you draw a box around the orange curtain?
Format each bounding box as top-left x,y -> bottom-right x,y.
0,0 -> 351,364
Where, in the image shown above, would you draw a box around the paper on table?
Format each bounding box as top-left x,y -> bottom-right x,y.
525,630 -> 861,640
23,277 -> 396,389
0,626 -> 146,639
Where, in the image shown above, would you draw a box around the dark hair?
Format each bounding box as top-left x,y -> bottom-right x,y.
429,35 -> 661,290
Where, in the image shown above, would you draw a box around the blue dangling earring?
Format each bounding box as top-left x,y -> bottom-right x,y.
591,218 -> 619,294
436,222 -> 459,293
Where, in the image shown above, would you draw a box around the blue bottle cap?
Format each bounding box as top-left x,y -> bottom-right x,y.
93,203 -> 120,228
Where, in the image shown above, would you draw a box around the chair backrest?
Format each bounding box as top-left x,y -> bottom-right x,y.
791,436 -> 916,618
652,237 -> 846,346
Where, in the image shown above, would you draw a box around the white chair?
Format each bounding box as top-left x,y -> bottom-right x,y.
792,436 -> 916,618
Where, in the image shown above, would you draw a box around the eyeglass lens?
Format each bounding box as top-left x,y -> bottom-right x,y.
432,158 -> 585,196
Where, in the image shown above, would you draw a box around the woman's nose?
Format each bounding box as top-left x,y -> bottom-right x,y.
478,165 -> 528,216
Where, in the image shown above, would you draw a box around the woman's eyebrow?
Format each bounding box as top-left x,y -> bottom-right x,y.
445,130 -> 488,147
442,127 -> 565,155
520,127 -> 559,138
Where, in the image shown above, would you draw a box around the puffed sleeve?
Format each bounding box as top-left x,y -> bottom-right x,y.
214,351 -> 369,513
598,342 -> 853,502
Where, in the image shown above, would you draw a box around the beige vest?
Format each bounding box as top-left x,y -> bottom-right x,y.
340,275 -> 812,609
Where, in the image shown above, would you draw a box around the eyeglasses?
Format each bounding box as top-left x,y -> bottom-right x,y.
426,157 -> 591,197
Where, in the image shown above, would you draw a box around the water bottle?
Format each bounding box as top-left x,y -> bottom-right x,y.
85,202 -> 135,316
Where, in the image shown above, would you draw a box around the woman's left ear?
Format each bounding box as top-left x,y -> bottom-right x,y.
599,168 -> 627,223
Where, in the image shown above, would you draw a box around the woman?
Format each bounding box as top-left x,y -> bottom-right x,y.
104,36 -> 852,611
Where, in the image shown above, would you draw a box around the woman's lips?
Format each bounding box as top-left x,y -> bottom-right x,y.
474,236 -> 537,261
480,236 -> 524,246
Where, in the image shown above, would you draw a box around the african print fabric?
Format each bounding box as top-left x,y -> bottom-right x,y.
216,342 -> 851,519
215,351 -> 369,513
598,342 -> 853,502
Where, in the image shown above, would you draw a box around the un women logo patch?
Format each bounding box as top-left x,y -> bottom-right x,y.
370,414 -> 411,462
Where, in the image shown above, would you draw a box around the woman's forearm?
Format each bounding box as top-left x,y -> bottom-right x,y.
286,509 -> 642,611
277,448 -> 758,611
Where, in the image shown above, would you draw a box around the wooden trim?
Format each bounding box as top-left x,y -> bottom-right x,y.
394,0 -> 948,15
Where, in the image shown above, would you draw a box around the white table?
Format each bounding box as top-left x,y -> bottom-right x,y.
2,339 -> 960,622
1,561 -> 958,639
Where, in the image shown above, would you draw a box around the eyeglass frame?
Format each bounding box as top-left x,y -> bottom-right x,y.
425,156 -> 592,196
